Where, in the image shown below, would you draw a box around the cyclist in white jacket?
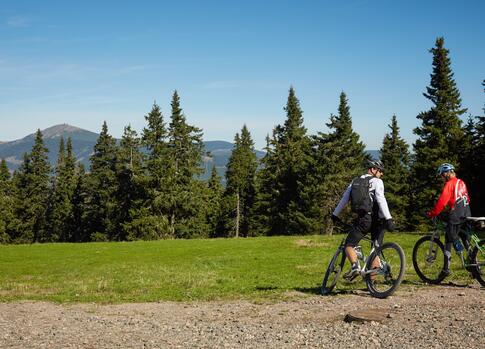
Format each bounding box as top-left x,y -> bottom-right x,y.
331,160 -> 395,279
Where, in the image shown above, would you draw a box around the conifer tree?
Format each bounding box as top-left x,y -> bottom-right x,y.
461,80 -> 485,215
306,92 -> 368,233
12,130 -> 51,242
0,159 -> 9,182
69,164 -> 90,242
125,102 -> 170,240
0,159 -> 15,243
379,115 -> 410,229
166,91 -> 205,238
250,135 -> 276,235
474,80 -> 485,215
85,121 -> 117,241
46,137 -> 66,242
206,164 -> 224,237
113,125 -> 143,240
411,37 -> 467,227
255,87 -> 313,235
46,137 -> 77,242
224,125 -> 258,237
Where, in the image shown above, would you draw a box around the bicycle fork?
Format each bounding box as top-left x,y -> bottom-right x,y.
425,231 -> 441,265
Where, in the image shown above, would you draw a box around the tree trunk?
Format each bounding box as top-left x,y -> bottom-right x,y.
235,192 -> 240,238
170,213 -> 175,238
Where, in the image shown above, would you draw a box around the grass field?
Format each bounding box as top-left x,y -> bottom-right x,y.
0,233 -> 475,303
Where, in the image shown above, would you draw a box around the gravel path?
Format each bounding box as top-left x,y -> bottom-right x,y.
0,283 -> 483,348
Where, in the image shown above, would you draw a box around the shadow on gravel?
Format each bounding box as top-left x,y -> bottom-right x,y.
425,281 -> 473,288
294,286 -> 371,297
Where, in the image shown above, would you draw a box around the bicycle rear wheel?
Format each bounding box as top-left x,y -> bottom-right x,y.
469,239 -> 485,287
321,248 -> 345,295
412,235 -> 447,284
365,242 -> 405,299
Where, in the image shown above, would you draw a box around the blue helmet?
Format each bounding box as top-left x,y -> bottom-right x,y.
436,163 -> 455,176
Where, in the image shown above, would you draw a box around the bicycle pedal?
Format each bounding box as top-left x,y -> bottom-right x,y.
343,269 -> 360,281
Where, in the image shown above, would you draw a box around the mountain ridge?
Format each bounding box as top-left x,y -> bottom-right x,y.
0,124 -> 263,180
0,124 -> 379,178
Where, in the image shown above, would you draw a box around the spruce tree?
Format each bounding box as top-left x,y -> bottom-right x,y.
223,125 -> 258,237
250,135 -> 276,235
85,121 -> 118,241
166,91 -> 205,238
69,164 -> 90,242
206,164 -> 224,237
411,37 -> 467,227
461,80 -> 485,215
113,125 -> 143,240
12,130 -> 51,242
306,92 -> 368,233
45,137 -> 77,242
255,87 -> 312,235
0,159 -> 9,182
0,159 -> 15,243
46,137 -> 66,242
125,102 -> 170,240
379,115 -> 410,229
474,80 -> 485,214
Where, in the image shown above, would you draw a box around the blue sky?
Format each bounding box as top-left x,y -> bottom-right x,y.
0,0 -> 484,149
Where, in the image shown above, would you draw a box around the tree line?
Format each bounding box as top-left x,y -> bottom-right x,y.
0,37 -> 484,243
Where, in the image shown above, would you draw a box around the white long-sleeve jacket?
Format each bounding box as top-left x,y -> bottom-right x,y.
332,174 -> 392,220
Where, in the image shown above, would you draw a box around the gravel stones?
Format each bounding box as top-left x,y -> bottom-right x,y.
0,285 -> 483,348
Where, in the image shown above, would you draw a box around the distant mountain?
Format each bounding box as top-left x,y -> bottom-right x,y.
0,124 -> 265,180
0,124 -> 378,179
0,124 -> 99,171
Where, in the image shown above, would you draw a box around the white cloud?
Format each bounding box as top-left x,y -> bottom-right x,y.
6,16 -> 31,28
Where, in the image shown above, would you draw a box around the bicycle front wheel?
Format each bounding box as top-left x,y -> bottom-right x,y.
365,242 -> 406,299
321,248 -> 345,295
412,235 -> 446,284
469,239 -> 485,287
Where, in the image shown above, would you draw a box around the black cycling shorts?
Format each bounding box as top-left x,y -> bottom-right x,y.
345,214 -> 385,247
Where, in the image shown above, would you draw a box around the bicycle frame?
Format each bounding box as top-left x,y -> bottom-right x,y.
338,235 -> 382,278
428,218 -> 484,269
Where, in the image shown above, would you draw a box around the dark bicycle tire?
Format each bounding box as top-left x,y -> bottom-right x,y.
365,242 -> 405,299
412,235 -> 447,284
469,239 -> 485,287
321,247 -> 345,295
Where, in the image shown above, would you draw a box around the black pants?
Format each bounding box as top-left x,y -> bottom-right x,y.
345,214 -> 385,248
445,206 -> 471,269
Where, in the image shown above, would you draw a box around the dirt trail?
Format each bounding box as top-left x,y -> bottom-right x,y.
0,283 -> 483,348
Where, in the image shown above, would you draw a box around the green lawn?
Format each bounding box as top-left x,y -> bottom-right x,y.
0,234 -> 474,303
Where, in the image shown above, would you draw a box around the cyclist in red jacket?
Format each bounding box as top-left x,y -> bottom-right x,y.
426,163 -> 471,276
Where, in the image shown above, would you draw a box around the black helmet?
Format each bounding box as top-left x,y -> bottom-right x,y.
367,159 -> 384,172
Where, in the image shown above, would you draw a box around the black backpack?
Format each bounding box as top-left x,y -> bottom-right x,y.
350,176 -> 373,214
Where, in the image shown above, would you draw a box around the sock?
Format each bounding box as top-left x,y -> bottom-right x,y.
453,240 -> 464,253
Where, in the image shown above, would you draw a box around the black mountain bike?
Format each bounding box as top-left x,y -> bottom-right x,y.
321,220 -> 406,299
412,216 -> 485,286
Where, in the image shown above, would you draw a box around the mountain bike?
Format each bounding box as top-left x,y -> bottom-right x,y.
412,216 -> 485,286
321,220 -> 406,299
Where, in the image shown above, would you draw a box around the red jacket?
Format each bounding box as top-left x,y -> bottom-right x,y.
428,177 -> 470,218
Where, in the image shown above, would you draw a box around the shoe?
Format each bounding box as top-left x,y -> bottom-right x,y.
439,269 -> 451,278
344,264 -> 360,281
